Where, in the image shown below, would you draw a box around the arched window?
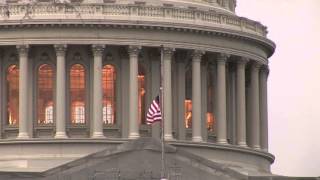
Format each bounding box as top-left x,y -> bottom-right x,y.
138,64 -> 146,124
102,65 -> 116,125
185,68 -> 192,128
207,67 -> 215,132
6,65 -> 19,126
70,64 -> 86,124
37,64 -> 54,125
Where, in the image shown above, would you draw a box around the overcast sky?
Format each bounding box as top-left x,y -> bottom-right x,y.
236,0 -> 320,177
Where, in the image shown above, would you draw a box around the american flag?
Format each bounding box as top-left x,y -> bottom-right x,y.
146,96 -> 162,124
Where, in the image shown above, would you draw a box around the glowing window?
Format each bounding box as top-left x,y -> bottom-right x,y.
45,104 -> 54,124
70,64 -> 86,124
6,65 -> 19,126
37,64 -> 54,125
185,68 -> 192,129
185,100 -> 192,128
138,64 -> 146,124
102,65 -> 116,125
207,68 -> 215,132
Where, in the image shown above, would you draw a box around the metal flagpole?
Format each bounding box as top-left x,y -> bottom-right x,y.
160,45 -> 167,180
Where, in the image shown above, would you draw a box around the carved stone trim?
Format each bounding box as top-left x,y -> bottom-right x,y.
54,44 -> 67,57
163,47 -> 175,60
92,44 -> 105,57
216,53 -> 229,63
127,45 -> 141,57
16,45 -> 29,57
191,50 -> 205,62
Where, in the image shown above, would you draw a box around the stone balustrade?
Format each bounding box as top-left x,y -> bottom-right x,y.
0,3 -> 268,37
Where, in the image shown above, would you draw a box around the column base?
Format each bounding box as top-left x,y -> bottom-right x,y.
237,142 -> 248,147
91,132 -> 106,139
55,132 -> 68,139
128,133 -> 140,139
17,132 -> 30,139
192,136 -> 203,142
164,134 -> 174,141
253,145 -> 261,150
261,148 -> 268,152
217,139 -> 228,145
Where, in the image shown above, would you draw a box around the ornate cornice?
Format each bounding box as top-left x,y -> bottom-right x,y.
0,3 -> 275,57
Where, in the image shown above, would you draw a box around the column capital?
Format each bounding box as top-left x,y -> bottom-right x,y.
260,65 -> 270,75
192,50 -> 205,62
54,44 -> 67,56
163,47 -> 175,59
238,57 -> 249,64
92,44 -> 105,57
128,45 -> 141,57
16,45 -> 29,56
251,62 -> 263,72
217,53 -> 229,63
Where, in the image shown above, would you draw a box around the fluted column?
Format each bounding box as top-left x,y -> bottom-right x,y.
54,44 -> 68,139
128,46 -> 140,139
260,65 -> 269,151
216,53 -> 228,144
163,47 -> 174,140
191,50 -> 204,142
250,62 -> 261,150
17,45 -> 30,139
236,58 -> 248,147
92,45 -> 105,138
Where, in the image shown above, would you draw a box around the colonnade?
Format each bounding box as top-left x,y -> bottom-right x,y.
12,44 -> 269,151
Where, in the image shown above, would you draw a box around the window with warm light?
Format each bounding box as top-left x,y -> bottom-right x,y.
70,64 -> 86,124
102,64 -> 116,125
37,64 -> 54,125
6,65 -> 19,126
138,65 -> 146,124
185,68 -> 192,128
207,68 -> 214,132
185,100 -> 192,128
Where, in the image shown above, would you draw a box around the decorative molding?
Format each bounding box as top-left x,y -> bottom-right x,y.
54,44 -> 67,57
127,45 -> 141,57
16,45 -> 29,57
92,44 -> 105,57
191,49 -> 205,62
260,65 -> 270,76
216,53 -> 229,63
0,4 -> 268,38
163,47 -> 175,60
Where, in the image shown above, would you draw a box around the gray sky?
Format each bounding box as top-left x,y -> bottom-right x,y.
237,0 -> 320,177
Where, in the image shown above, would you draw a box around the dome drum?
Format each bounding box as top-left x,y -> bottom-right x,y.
0,1 -> 275,177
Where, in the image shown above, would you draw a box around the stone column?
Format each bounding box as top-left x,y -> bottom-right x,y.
91,45 -> 105,138
236,58 -> 248,147
17,45 -> 30,139
191,50 -> 204,142
216,53 -> 228,144
176,58 -> 186,140
163,47 -> 174,140
260,65 -> 269,151
54,45 -> 68,139
250,62 -> 261,150
128,46 -> 140,139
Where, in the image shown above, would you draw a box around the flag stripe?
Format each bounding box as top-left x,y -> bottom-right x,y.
146,96 -> 162,125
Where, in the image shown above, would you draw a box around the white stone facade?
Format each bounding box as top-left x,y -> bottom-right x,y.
0,0 -> 283,178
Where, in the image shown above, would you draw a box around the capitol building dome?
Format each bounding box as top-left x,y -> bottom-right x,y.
0,0 -> 288,179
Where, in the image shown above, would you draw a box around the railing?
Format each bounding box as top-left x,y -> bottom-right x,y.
0,3 -> 268,37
